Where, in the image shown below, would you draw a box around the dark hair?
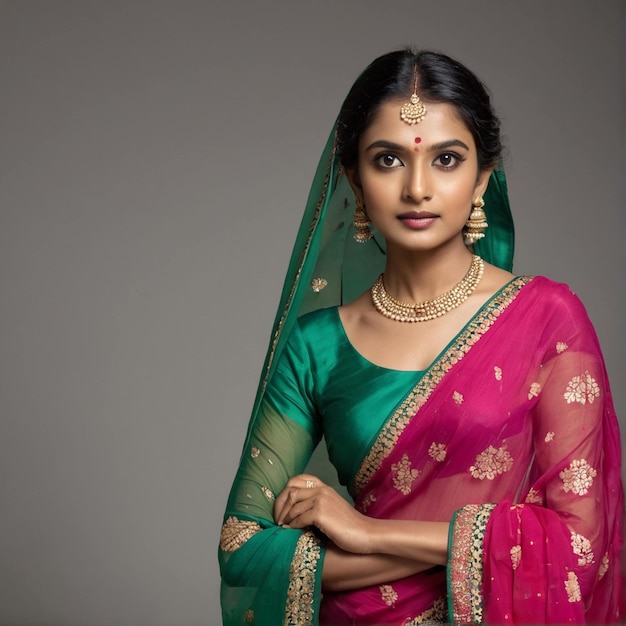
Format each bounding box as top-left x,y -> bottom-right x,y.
336,49 -> 503,171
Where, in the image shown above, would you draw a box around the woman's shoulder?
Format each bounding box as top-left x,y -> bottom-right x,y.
525,275 -> 584,302
521,275 -> 592,324
297,305 -> 339,327
293,306 -> 342,341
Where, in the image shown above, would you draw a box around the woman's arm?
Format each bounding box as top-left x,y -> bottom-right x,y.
321,543 -> 436,592
274,473 -> 449,592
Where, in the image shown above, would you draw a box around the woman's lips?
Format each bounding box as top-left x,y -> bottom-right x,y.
397,211 -> 438,229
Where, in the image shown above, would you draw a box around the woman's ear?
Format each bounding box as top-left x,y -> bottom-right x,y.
474,167 -> 494,199
345,166 -> 364,204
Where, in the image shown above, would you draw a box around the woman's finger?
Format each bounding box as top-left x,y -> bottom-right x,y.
281,491 -> 317,526
274,475 -> 322,524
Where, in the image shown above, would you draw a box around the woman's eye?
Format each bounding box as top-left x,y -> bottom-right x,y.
376,154 -> 402,168
434,152 -> 462,168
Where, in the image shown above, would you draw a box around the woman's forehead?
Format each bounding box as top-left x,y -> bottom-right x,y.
360,100 -> 474,147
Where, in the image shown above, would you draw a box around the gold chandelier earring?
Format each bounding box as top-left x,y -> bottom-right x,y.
353,199 -> 373,243
464,197 -> 488,245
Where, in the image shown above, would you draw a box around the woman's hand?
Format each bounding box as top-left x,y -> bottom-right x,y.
273,474 -> 374,555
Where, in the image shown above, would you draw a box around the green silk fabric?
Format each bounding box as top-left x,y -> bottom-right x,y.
266,307 -> 422,491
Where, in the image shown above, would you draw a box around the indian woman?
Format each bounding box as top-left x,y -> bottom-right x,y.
218,48 -> 624,625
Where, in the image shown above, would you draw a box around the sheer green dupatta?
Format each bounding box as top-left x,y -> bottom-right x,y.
219,127 -> 355,626
219,120 -> 515,625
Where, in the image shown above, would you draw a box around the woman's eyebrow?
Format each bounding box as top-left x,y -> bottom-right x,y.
364,140 -> 406,152
428,139 -> 470,152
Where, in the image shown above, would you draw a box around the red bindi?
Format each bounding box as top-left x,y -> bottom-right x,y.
414,137 -> 422,143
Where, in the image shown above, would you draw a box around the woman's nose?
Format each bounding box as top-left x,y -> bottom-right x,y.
402,163 -> 432,203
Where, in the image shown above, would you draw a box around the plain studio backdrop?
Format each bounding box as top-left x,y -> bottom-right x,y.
0,1 -> 624,624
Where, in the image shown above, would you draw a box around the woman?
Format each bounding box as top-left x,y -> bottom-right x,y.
218,49 -> 623,625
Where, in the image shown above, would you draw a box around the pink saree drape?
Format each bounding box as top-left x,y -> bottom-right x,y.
320,277 -> 623,625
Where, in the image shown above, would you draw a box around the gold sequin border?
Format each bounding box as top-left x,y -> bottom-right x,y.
352,276 -> 532,496
448,503 -> 496,623
283,530 -> 322,626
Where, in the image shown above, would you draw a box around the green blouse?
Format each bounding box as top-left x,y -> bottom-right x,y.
263,306 -> 424,490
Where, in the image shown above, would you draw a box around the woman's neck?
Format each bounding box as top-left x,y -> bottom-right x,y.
381,245 -> 475,304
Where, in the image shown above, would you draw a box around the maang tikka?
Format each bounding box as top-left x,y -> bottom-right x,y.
400,65 -> 427,125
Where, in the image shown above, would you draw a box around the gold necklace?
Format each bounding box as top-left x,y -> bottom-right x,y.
371,255 -> 484,323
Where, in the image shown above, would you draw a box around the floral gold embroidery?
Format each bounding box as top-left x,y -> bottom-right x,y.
380,584 -> 398,607
494,366 -> 503,381
525,487 -> 543,504
220,516 -> 262,552
250,447 -> 260,458
284,530 -> 322,625
360,492 -> 377,512
403,596 -> 447,624
545,431 -> 555,442
453,391 -> 464,404
352,277 -> 532,496
470,445 -> 513,480
560,459 -> 597,495
510,545 -> 522,570
244,609 -> 254,623
571,532 -> 594,565
428,442 -> 447,462
391,454 -> 420,495
261,487 -> 275,502
556,341 -> 568,353
400,393 -> 426,419
311,277 -> 328,292
598,553 -> 609,579
565,571 -> 582,603
564,371 -> 600,405
528,382 -> 541,400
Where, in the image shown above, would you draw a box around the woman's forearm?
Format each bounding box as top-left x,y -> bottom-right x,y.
322,520 -> 449,592
365,519 -> 450,566
321,543 -> 435,592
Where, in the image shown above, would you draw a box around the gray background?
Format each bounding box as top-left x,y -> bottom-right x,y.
0,1 -> 623,624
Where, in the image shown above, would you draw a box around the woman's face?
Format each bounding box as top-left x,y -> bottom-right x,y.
349,99 -> 492,254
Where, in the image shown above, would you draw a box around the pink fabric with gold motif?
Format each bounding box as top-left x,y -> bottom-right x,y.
320,277 -> 623,625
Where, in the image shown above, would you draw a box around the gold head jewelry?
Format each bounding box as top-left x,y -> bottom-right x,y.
464,197 -> 488,245
400,66 -> 427,125
371,255 -> 484,322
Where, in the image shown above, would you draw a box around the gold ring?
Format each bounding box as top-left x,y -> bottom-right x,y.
305,480 -> 316,488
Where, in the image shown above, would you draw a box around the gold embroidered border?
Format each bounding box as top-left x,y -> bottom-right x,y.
352,277 -> 532,496
219,516 -> 262,552
448,503 -> 495,623
284,530 -> 322,626
404,596 -> 447,624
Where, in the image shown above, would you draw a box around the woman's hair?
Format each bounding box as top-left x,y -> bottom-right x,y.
336,49 -> 503,172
